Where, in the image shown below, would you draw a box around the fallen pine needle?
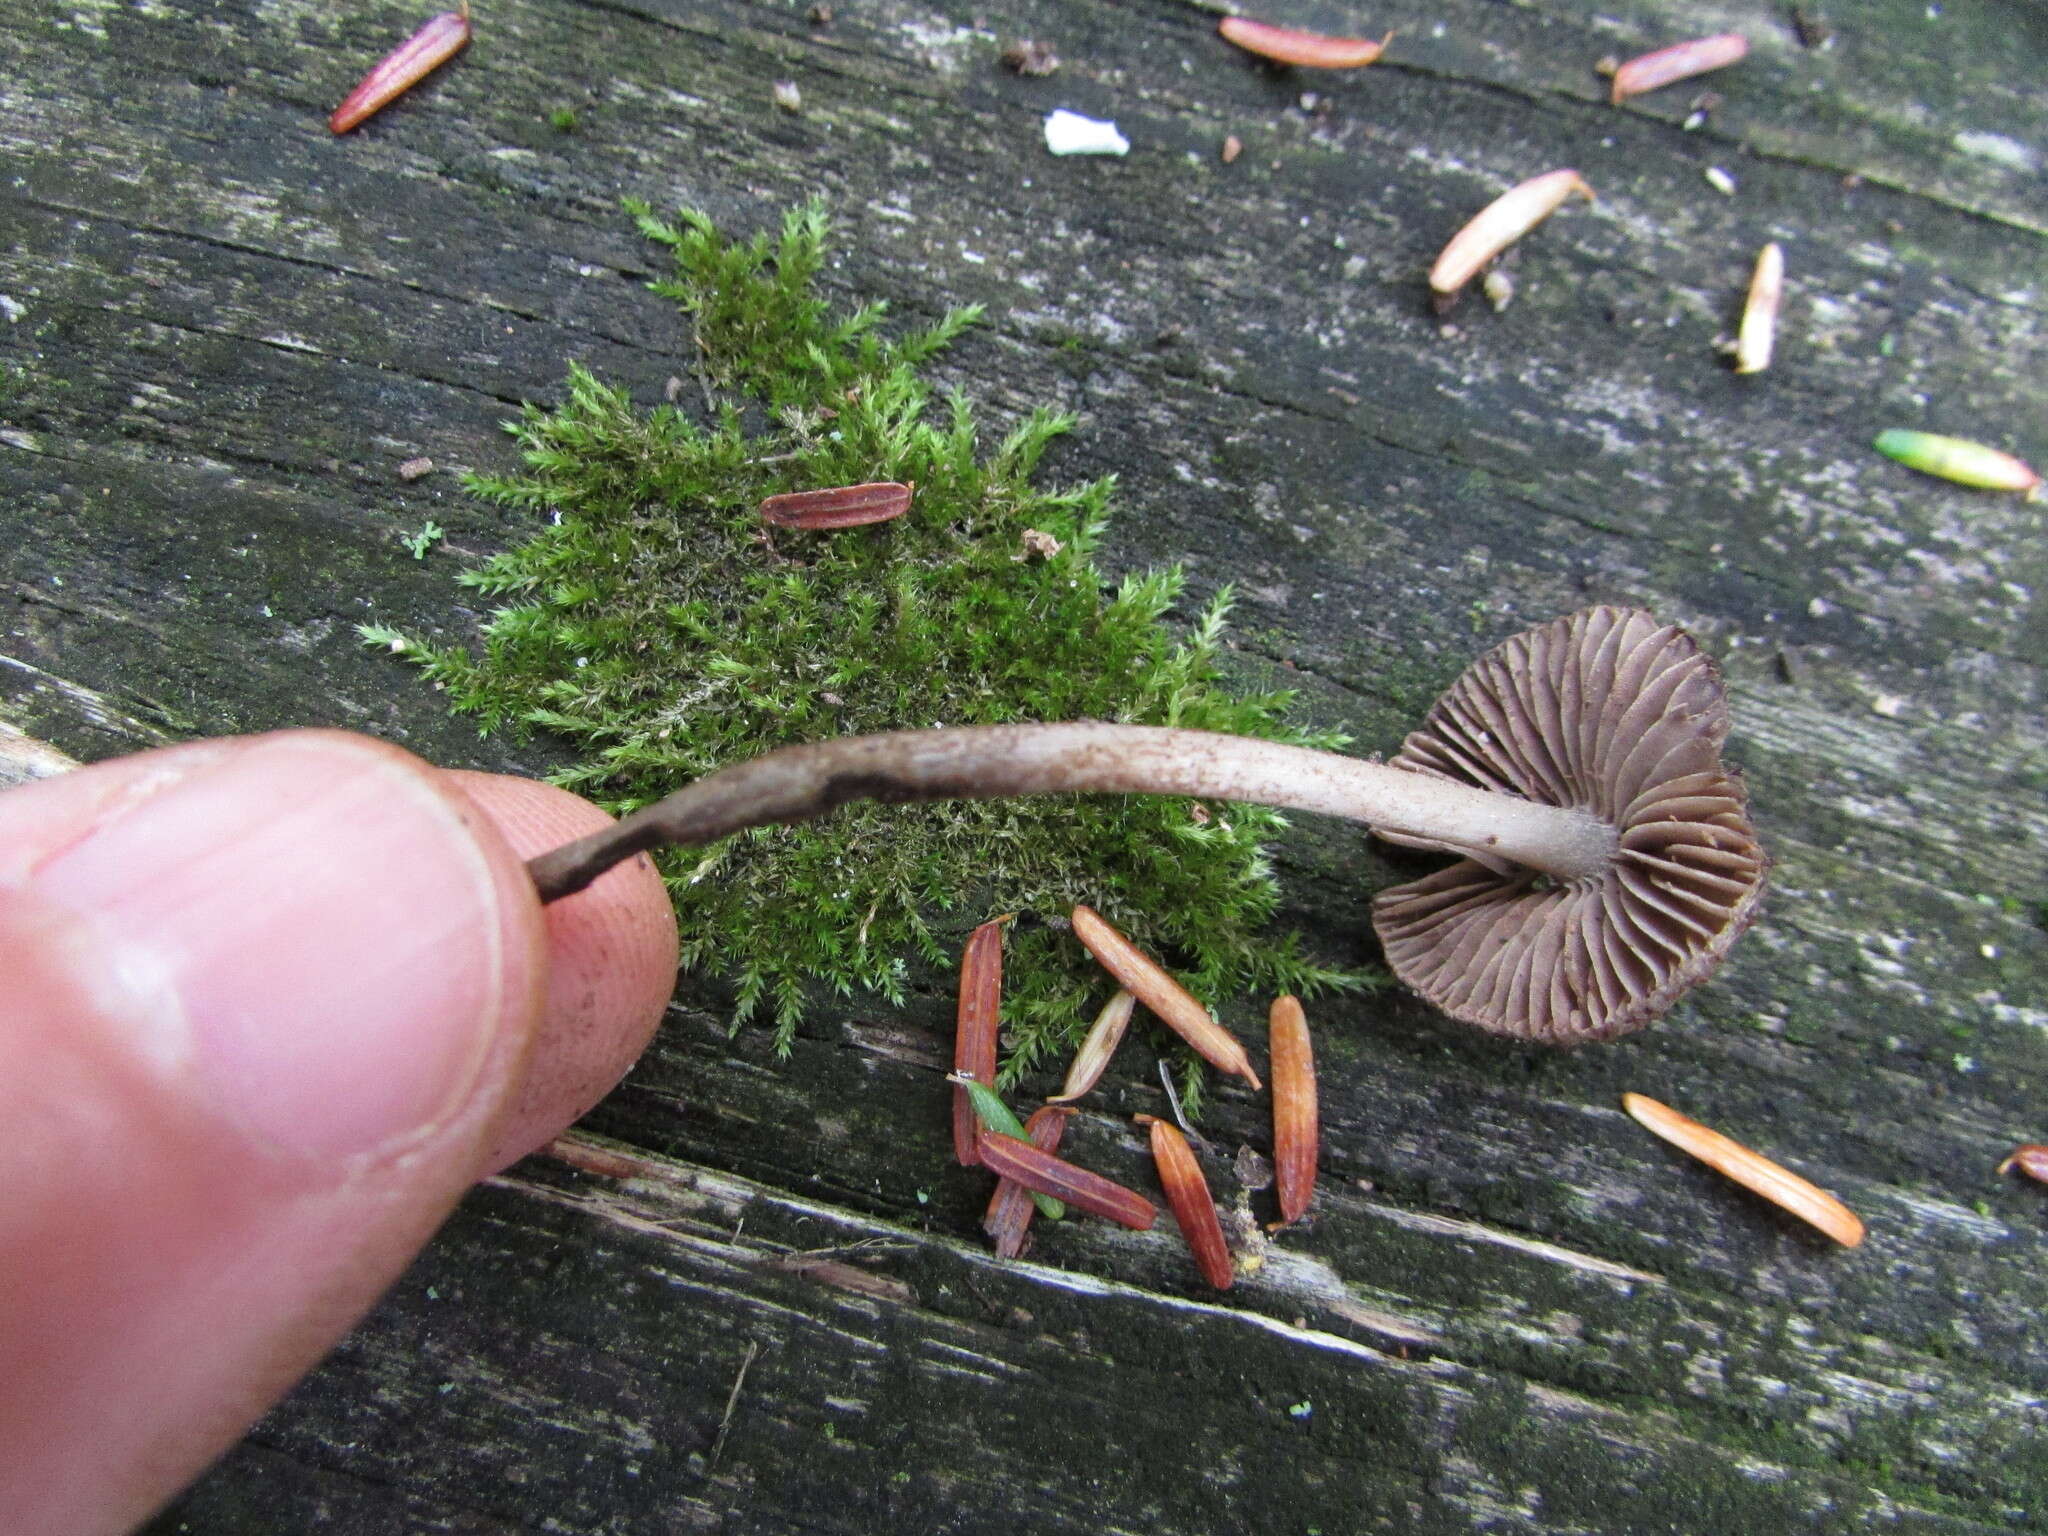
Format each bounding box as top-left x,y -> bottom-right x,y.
951,915 -> 1010,1166
1050,989 -> 1137,1103
1070,905 -> 1261,1089
1609,33 -> 1748,105
1218,16 -> 1393,69
1429,169 -> 1593,301
1624,1092 -> 1864,1247
1268,995 -> 1318,1224
1997,1145 -> 2048,1184
329,5 -> 472,134
1138,1115 -> 1234,1288
758,480 -> 913,529
950,1074 -> 1064,1220
985,1106 -> 1073,1257
1733,241 -> 1783,375
977,1130 -> 1156,1229
1873,430 -> 2041,493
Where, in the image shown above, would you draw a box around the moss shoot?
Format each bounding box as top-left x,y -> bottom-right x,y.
366,202 -> 1366,1086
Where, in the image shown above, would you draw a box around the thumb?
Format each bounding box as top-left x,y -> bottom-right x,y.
0,730 -> 548,1535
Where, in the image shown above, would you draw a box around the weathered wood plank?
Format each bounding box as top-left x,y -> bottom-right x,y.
4,0 -> 2045,1529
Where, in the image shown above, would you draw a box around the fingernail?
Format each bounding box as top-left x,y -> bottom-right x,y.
33,736 -> 509,1162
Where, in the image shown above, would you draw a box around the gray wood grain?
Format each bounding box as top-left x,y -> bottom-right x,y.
4,0 -> 2044,1529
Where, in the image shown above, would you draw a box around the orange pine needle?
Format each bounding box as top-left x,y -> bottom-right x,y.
1429,169 -> 1594,299
952,916 -> 1010,1166
1624,1092 -> 1864,1247
1219,16 -> 1392,69
984,1107 -> 1074,1257
1070,906 -> 1261,1089
329,6 -> 472,135
1997,1144 -> 2048,1183
1138,1115 -> 1234,1288
1267,995 -> 1318,1224
1609,33 -> 1749,106
977,1130 -> 1156,1230
758,481 -> 913,529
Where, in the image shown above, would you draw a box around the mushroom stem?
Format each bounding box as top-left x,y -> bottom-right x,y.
527,722 -> 1620,904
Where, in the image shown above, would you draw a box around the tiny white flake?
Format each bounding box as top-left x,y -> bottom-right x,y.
1952,131 -> 2038,173
1704,166 -> 1738,196
1044,109 -> 1129,157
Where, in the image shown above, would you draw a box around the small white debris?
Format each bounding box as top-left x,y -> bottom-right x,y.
1870,693 -> 1905,718
1952,130 -> 2038,174
1704,166 -> 1738,196
773,79 -> 802,113
1015,528 -> 1063,560
1044,109 -> 1129,157
1482,269 -> 1515,311
0,294 -> 23,323
396,456 -> 435,481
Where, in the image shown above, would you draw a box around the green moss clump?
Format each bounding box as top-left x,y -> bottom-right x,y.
367,201 -> 1367,1081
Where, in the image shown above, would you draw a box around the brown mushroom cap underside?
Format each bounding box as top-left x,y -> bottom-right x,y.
1372,607 -> 1767,1044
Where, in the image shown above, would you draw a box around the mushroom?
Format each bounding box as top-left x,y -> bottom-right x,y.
528,606 -> 1766,1042
1370,606 -> 1766,1041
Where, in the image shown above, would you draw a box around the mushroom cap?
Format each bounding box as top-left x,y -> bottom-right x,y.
1371,607 -> 1766,1044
